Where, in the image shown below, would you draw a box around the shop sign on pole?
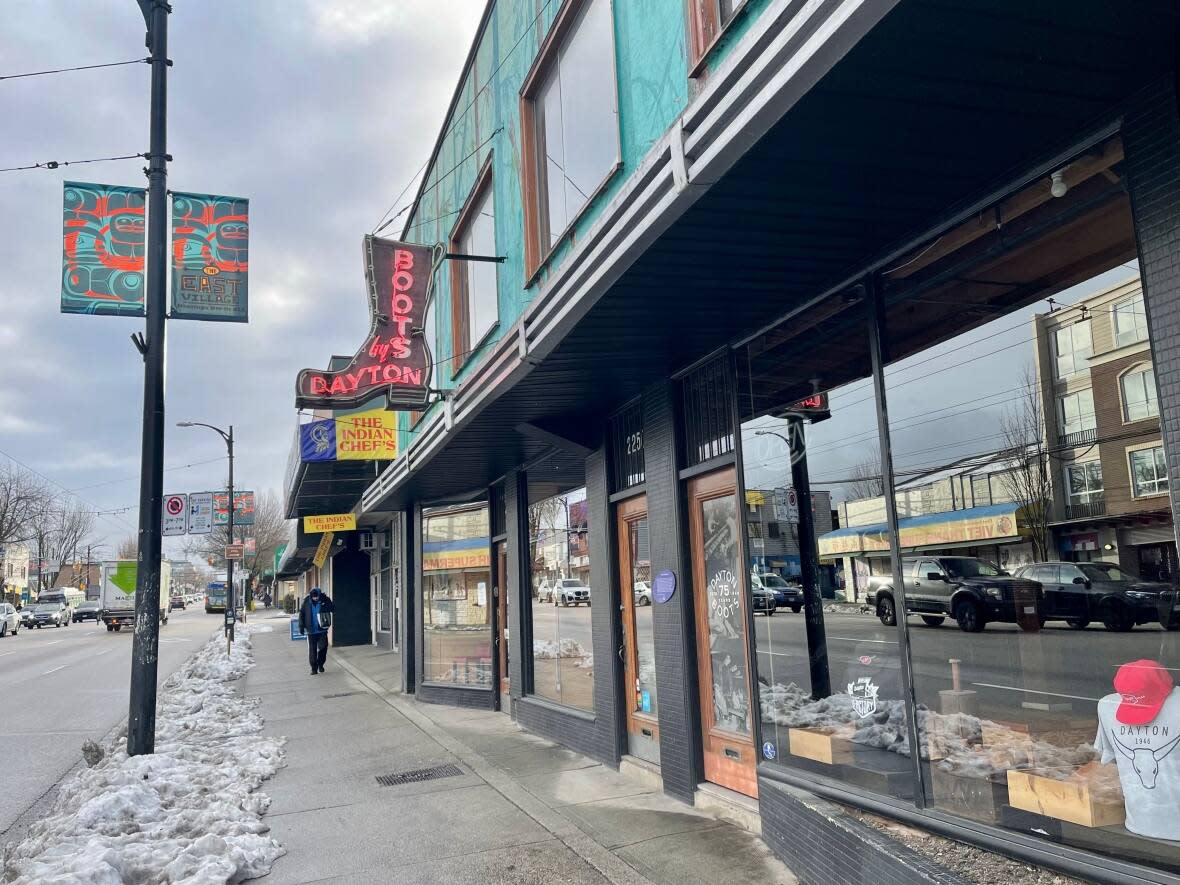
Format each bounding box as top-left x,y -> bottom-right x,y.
61,182 -> 147,317
188,492 -> 213,534
162,494 -> 187,536
312,532 -> 334,568
295,237 -> 440,411
169,192 -> 249,322
299,409 -> 398,462
224,543 -> 244,560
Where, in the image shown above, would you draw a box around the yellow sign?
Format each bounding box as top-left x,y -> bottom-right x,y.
421,548 -> 491,572
304,513 -> 356,533
312,532 -> 334,568
819,508 -> 1024,557
335,409 -> 397,461
745,489 -> 766,506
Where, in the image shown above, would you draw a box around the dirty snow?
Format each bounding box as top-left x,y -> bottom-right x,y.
3,624 -> 285,884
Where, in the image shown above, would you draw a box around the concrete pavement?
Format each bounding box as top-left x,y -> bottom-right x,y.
0,607 -> 222,841
245,620 -> 796,885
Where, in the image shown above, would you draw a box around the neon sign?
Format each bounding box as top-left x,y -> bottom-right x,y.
296,236 -> 440,411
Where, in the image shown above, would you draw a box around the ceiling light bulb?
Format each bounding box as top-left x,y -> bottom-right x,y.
1050,170 -> 1068,198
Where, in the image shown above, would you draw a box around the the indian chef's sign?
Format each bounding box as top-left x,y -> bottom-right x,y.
296,236 -> 438,411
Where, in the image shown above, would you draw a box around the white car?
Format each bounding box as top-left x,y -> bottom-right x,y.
0,603 -> 19,637
634,581 -> 652,606
554,577 -> 591,607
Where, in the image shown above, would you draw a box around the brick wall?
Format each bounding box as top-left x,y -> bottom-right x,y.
1090,351 -> 1164,517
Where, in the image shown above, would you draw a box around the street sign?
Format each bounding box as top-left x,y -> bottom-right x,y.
213,490 -> 255,526
188,492 -> 213,534
774,487 -> 799,524
162,493 -> 187,536
224,543 -> 244,560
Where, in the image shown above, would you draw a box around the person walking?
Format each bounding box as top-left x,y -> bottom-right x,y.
298,587 -> 335,675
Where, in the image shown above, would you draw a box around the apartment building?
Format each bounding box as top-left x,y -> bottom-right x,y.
1035,277 -> 1174,580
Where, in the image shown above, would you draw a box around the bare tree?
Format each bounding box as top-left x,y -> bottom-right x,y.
847,448 -> 885,501
183,490 -> 288,582
0,462 -> 49,546
116,535 -> 139,560
44,499 -> 96,565
998,364 -> 1052,560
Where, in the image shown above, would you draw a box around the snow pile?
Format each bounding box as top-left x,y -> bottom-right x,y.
3,624 -> 286,884
532,638 -> 587,660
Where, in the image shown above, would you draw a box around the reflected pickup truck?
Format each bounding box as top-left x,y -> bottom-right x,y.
865,556 -> 1042,633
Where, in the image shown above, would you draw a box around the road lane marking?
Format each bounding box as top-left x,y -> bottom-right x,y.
827,637 -> 894,644
42,665 -> 67,675
970,682 -> 1099,703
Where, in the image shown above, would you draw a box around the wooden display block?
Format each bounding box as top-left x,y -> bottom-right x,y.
788,727 -> 854,765
1006,770 -> 1125,828
930,767 -> 1008,823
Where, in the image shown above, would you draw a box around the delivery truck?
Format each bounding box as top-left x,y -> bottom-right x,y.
100,560 -> 171,632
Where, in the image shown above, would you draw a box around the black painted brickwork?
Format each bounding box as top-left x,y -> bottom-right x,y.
1124,73 -> 1180,555
418,683 -> 495,709
643,381 -> 704,803
759,778 -> 967,885
513,448 -> 622,767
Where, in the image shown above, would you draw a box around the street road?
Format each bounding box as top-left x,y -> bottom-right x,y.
0,607 -> 224,838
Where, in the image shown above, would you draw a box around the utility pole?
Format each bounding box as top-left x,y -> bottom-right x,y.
128,0 -> 171,758
227,425 -> 235,650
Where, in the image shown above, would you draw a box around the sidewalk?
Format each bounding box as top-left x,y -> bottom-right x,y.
244,620 -> 797,885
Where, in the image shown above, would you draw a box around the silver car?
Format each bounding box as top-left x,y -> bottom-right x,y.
0,602 -> 19,637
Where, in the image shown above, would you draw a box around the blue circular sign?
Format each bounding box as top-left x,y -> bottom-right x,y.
652,570 -> 676,604
762,741 -> 777,760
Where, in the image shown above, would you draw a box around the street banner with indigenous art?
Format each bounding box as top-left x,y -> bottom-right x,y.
61,181 -> 147,316
298,409 -> 398,462
212,490 -> 255,526
296,236 -> 439,411
170,191 -> 249,322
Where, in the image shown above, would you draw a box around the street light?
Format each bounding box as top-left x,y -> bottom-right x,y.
177,421 -> 235,651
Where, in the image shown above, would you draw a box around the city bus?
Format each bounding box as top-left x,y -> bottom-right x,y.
204,582 -> 228,613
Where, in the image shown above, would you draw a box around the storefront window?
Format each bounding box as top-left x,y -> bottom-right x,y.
739,299 -> 915,803
527,468 -> 595,712
421,505 -> 492,686
875,135 -> 1180,873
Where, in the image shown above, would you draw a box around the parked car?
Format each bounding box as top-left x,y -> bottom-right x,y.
29,601 -> 71,628
752,573 -> 803,612
751,586 -> 777,616
634,581 -> 652,606
170,594 -> 186,611
1015,561 -> 1174,632
867,556 -> 1041,633
71,600 -> 102,623
0,603 -> 19,637
553,577 -> 591,606
19,607 -> 34,628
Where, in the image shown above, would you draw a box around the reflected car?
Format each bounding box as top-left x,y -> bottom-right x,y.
536,579 -> 555,603
634,581 -> 652,606
751,586 -> 777,616
170,594 -> 186,611
1015,561 -> 1174,632
554,577 -> 591,607
752,573 -> 803,613
19,607 -> 34,628
867,556 -> 1041,633
72,601 -> 102,623
0,603 -> 19,637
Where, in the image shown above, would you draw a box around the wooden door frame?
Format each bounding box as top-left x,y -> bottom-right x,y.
615,493 -> 659,746
687,466 -> 758,798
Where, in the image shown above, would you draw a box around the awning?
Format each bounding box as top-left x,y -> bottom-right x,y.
275,521 -> 321,580
818,502 -> 1029,558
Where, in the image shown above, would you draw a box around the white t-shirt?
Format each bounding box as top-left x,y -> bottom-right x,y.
1095,687 -> 1180,840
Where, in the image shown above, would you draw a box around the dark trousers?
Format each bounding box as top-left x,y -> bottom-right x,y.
307,631 -> 328,670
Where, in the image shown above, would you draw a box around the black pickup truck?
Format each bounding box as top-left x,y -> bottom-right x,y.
865,556 -> 1042,633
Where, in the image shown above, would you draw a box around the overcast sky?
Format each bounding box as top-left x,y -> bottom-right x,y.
2,0 -> 484,556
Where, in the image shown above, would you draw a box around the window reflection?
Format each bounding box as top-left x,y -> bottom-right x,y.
528,481 -> 595,711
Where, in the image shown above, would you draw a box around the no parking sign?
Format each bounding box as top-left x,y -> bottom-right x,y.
162,494 -> 187,536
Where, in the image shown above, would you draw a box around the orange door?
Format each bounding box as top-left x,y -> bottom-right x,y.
687,468 -> 758,798
616,494 -> 659,758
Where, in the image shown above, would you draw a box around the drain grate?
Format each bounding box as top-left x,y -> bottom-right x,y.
375,763 -> 463,787
321,691 -> 364,699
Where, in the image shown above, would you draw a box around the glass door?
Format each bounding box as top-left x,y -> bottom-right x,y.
495,540 -> 509,708
616,494 -> 659,764
687,467 -> 757,798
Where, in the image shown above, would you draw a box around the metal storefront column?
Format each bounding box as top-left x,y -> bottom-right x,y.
504,469 -> 528,703
643,380 -> 703,803
788,417 -> 831,699
1124,74 -> 1180,566
866,274 -> 927,807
